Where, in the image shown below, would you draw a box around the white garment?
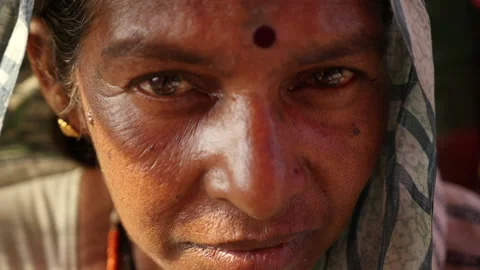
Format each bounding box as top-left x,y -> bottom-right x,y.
0,169 -> 82,270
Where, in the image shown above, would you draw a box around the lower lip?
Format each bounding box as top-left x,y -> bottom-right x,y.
187,236 -> 307,270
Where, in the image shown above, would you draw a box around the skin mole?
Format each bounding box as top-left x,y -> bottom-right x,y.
253,25 -> 276,48
353,127 -> 361,136
147,145 -> 155,152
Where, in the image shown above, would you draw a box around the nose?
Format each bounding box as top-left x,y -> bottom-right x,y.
200,96 -> 307,220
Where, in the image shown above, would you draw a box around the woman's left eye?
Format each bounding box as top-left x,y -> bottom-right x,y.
309,68 -> 355,88
287,67 -> 361,108
131,73 -> 194,97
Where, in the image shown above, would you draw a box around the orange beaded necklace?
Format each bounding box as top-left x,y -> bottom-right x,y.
106,211 -> 136,270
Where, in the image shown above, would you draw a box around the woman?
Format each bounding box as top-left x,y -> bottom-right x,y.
0,0 -> 438,269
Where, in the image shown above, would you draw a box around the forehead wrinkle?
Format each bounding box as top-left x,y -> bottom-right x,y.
95,0 -> 250,76
103,0 -> 248,45
99,40 -> 236,78
109,0 -> 242,21
91,0 -> 384,79
241,0 -> 283,29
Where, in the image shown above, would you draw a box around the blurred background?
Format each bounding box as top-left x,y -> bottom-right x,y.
428,0 -> 480,193
429,0 -> 479,133
0,0 -> 479,191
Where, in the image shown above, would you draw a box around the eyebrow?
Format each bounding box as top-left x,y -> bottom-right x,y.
291,31 -> 386,66
101,30 -> 385,70
102,39 -> 213,66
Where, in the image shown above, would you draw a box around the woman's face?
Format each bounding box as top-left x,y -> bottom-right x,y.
76,0 -> 387,269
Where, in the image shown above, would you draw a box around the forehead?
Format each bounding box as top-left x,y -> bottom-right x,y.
96,0 -> 382,44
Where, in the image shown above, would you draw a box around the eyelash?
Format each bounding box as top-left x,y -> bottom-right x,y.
289,68 -> 358,92
128,72 -> 197,97
128,67 -> 358,98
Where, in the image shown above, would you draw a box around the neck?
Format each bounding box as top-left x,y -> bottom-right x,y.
77,167 -> 162,270
78,167 -> 113,269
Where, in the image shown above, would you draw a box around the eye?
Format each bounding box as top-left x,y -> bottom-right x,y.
286,67 -> 361,109
310,68 -> 355,88
131,73 -> 194,96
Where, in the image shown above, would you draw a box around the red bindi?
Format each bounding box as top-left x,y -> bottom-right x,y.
253,25 -> 276,48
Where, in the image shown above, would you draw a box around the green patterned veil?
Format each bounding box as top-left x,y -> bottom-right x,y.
0,0 -> 436,269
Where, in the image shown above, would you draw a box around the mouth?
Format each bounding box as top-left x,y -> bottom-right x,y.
182,231 -> 312,270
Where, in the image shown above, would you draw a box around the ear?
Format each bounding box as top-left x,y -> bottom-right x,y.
27,18 -> 83,132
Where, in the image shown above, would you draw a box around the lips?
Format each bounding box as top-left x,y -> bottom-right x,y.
182,231 -> 312,270
187,231 -> 308,251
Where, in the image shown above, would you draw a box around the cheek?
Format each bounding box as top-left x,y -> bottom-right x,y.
290,87 -> 386,217
80,90 -> 202,248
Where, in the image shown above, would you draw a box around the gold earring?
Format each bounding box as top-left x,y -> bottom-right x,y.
57,118 -> 80,138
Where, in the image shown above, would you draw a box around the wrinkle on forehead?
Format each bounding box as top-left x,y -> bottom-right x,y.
240,0 -> 280,28
98,0 -> 382,37
84,0 -> 384,78
100,0 -> 248,46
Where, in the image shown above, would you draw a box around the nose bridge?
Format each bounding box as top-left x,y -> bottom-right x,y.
203,95 -> 304,220
229,95 -> 284,192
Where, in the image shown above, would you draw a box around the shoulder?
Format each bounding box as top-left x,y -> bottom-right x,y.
434,176 -> 480,270
0,168 -> 83,270
0,168 -> 83,217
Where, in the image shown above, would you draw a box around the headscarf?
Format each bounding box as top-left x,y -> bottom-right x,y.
0,0 -> 33,133
0,0 -> 438,269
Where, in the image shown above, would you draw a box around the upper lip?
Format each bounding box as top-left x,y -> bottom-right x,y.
185,231 -> 311,252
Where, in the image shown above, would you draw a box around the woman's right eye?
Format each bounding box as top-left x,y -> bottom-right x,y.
131,73 -> 195,97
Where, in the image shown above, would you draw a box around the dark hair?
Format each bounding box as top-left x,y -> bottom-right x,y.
383,1 -> 393,25
34,0 -> 392,168
35,0 -> 95,88
35,0 -> 99,167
